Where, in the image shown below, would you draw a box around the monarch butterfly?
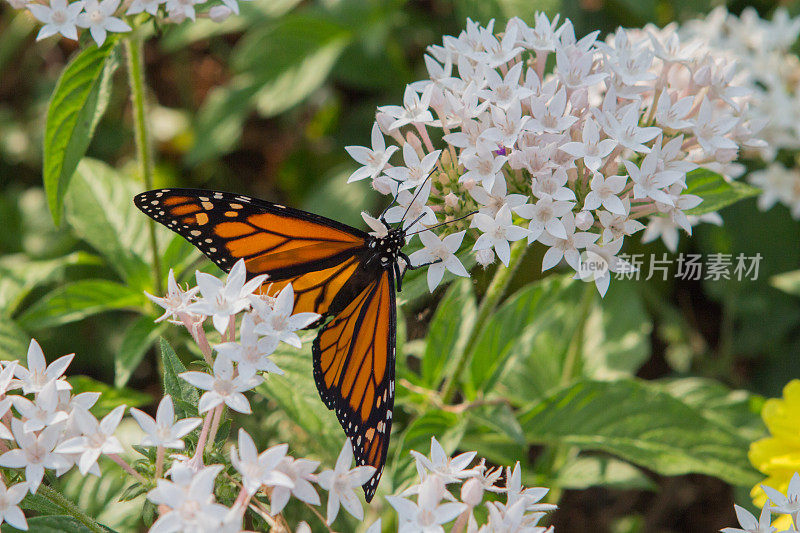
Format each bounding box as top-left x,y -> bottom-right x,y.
134,187 -> 432,501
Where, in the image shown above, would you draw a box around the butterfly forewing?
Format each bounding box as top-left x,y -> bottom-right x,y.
134,189 -> 368,317
135,188 -> 397,501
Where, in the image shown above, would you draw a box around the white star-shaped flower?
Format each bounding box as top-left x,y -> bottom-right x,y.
180,356 -> 261,414
558,118 -> 617,172
346,123 -> 399,183
582,173 -> 627,215
409,436 -> 478,485
145,269 -> 200,324
188,259 -> 268,335
721,504 -> 776,533
230,429 -> 293,495
55,405 -> 126,475
269,456 -> 320,514
216,315 -> 282,375
471,205 -> 529,266
0,419 -> 70,493
253,284 -> 319,348
317,439 -> 376,524
14,339 -> 73,395
130,395 -> 201,449
28,0 -> 84,41
408,230 -> 469,292
76,0 -> 131,46
387,476 -> 466,533
0,480 -> 27,531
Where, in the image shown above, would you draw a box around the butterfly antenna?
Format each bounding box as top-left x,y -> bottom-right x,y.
405,210 -> 478,236
378,190 -> 400,222
397,169 -> 437,228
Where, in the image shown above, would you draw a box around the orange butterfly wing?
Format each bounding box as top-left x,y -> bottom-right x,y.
134,189 -> 369,317
135,188 -> 397,500
313,269 -> 395,502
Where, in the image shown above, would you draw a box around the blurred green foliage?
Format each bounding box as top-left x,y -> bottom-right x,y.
1,0 -> 800,530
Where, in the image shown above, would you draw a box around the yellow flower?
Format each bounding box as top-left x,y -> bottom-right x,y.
749,379 -> 800,530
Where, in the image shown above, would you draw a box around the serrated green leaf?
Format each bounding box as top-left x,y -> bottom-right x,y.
17,279 -> 145,330
160,338 -> 199,418
64,159 -> 154,289
422,278 -> 477,388
684,168 -> 760,216
115,316 -> 167,387
44,38 -> 120,224
518,379 -> 762,487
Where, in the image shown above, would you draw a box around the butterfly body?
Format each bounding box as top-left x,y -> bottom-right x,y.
134,188 -> 408,501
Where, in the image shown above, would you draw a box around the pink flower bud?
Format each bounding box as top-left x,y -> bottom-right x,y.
461,477 -> 484,507
714,147 -> 738,163
475,248 -> 495,267
462,178 -> 476,191
372,175 -> 394,196
209,5 -> 232,22
444,193 -> 459,208
575,210 -> 594,231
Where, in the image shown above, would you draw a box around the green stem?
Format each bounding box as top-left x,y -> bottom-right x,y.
559,281 -> 595,387
37,484 -> 106,533
126,34 -> 163,296
440,240 -> 528,403
544,281 -> 596,505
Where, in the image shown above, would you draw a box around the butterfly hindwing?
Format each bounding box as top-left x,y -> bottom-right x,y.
134,188 -> 369,317
312,269 -> 395,502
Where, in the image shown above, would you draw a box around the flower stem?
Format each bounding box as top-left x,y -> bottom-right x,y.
108,453 -> 148,483
440,240 -> 528,403
544,281 -> 596,505
125,34 -> 163,296
37,484 -> 106,533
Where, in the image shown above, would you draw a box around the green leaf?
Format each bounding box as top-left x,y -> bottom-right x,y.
2,515 -> 115,533
256,343 -> 342,457
44,38 -> 120,224
770,269 -> 800,297
17,279 -> 145,330
0,252 -> 102,316
468,276 -> 582,399
68,375 -> 151,417
518,379 -> 762,487
582,280 -> 652,378
160,338 -> 199,418
555,456 -> 657,491
422,279 -> 477,388
64,159 -> 154,289
0,320 -> 29,361
656,377 -> 766,443
683,168 -> 760,216
188,15 -> 350,164
115,316 -> 167,387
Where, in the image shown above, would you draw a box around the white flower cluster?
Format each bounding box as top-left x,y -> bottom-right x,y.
0,339 -> 128,531
383,436 -> 556,532
682,7 -> 800,219
7,0 -> 246,46
346,14 -> 763,295
725,472 -> 800,533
